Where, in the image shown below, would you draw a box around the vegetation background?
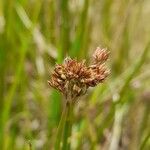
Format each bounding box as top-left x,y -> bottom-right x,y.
0,0 -> 150,149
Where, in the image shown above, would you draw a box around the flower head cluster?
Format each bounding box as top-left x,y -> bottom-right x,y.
48,47 -> 110,101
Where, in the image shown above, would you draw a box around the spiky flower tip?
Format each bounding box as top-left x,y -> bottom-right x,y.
48,47 -> 110,101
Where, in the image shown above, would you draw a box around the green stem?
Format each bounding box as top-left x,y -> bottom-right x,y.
140,130 -> 150,150
54,102 -> 69,150
62,103 -> 74,150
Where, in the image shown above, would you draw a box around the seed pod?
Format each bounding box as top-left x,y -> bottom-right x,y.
48,47 -> 110,101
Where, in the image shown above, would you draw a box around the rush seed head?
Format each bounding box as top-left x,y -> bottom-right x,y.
93,47 -> 110,64
48,47 -> 110,101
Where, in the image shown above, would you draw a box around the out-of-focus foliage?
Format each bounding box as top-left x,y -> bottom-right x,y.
0,0 -> 150,149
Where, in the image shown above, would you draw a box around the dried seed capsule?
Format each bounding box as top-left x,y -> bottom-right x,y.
48,47 -> 110,100
93,47 -> 110,63
61,74 -> 66,80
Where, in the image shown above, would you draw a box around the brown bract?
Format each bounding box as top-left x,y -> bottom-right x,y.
48,47 -> 110,101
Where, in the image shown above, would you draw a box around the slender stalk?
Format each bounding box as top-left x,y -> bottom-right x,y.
28,140 -> 32,150
140,131 -> 150,150
54,102 -> 69,150
54,100 -> 74,150
62,102 -> 74,150
0,38 -> 28,148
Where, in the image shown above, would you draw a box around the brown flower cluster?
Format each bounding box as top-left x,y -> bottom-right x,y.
48,47 -> 110,101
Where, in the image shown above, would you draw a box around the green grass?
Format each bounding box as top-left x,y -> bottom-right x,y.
0,0 -> 150,149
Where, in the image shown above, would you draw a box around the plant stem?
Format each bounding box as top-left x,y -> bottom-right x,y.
54,102 -> 69,150
62,102 -> 74,150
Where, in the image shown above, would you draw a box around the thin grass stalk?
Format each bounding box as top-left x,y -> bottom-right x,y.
118,41 -> 150,104
0,39 -> 28,149
28,141 -> 32,150
139,104 -> 150,141
54,101 -> 74,150
101,0 -> 112,40
109,105 -> 125,150
62,102 -> 74,150
140,130 -> 150,150
54,102 -> 69,150
58,0 -> 70,63
70,0 -> 89,58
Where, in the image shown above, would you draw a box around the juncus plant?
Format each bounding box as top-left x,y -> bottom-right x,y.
48,47 -> 110,149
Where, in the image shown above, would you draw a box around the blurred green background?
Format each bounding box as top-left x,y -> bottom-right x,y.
0,0 -> 150,149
